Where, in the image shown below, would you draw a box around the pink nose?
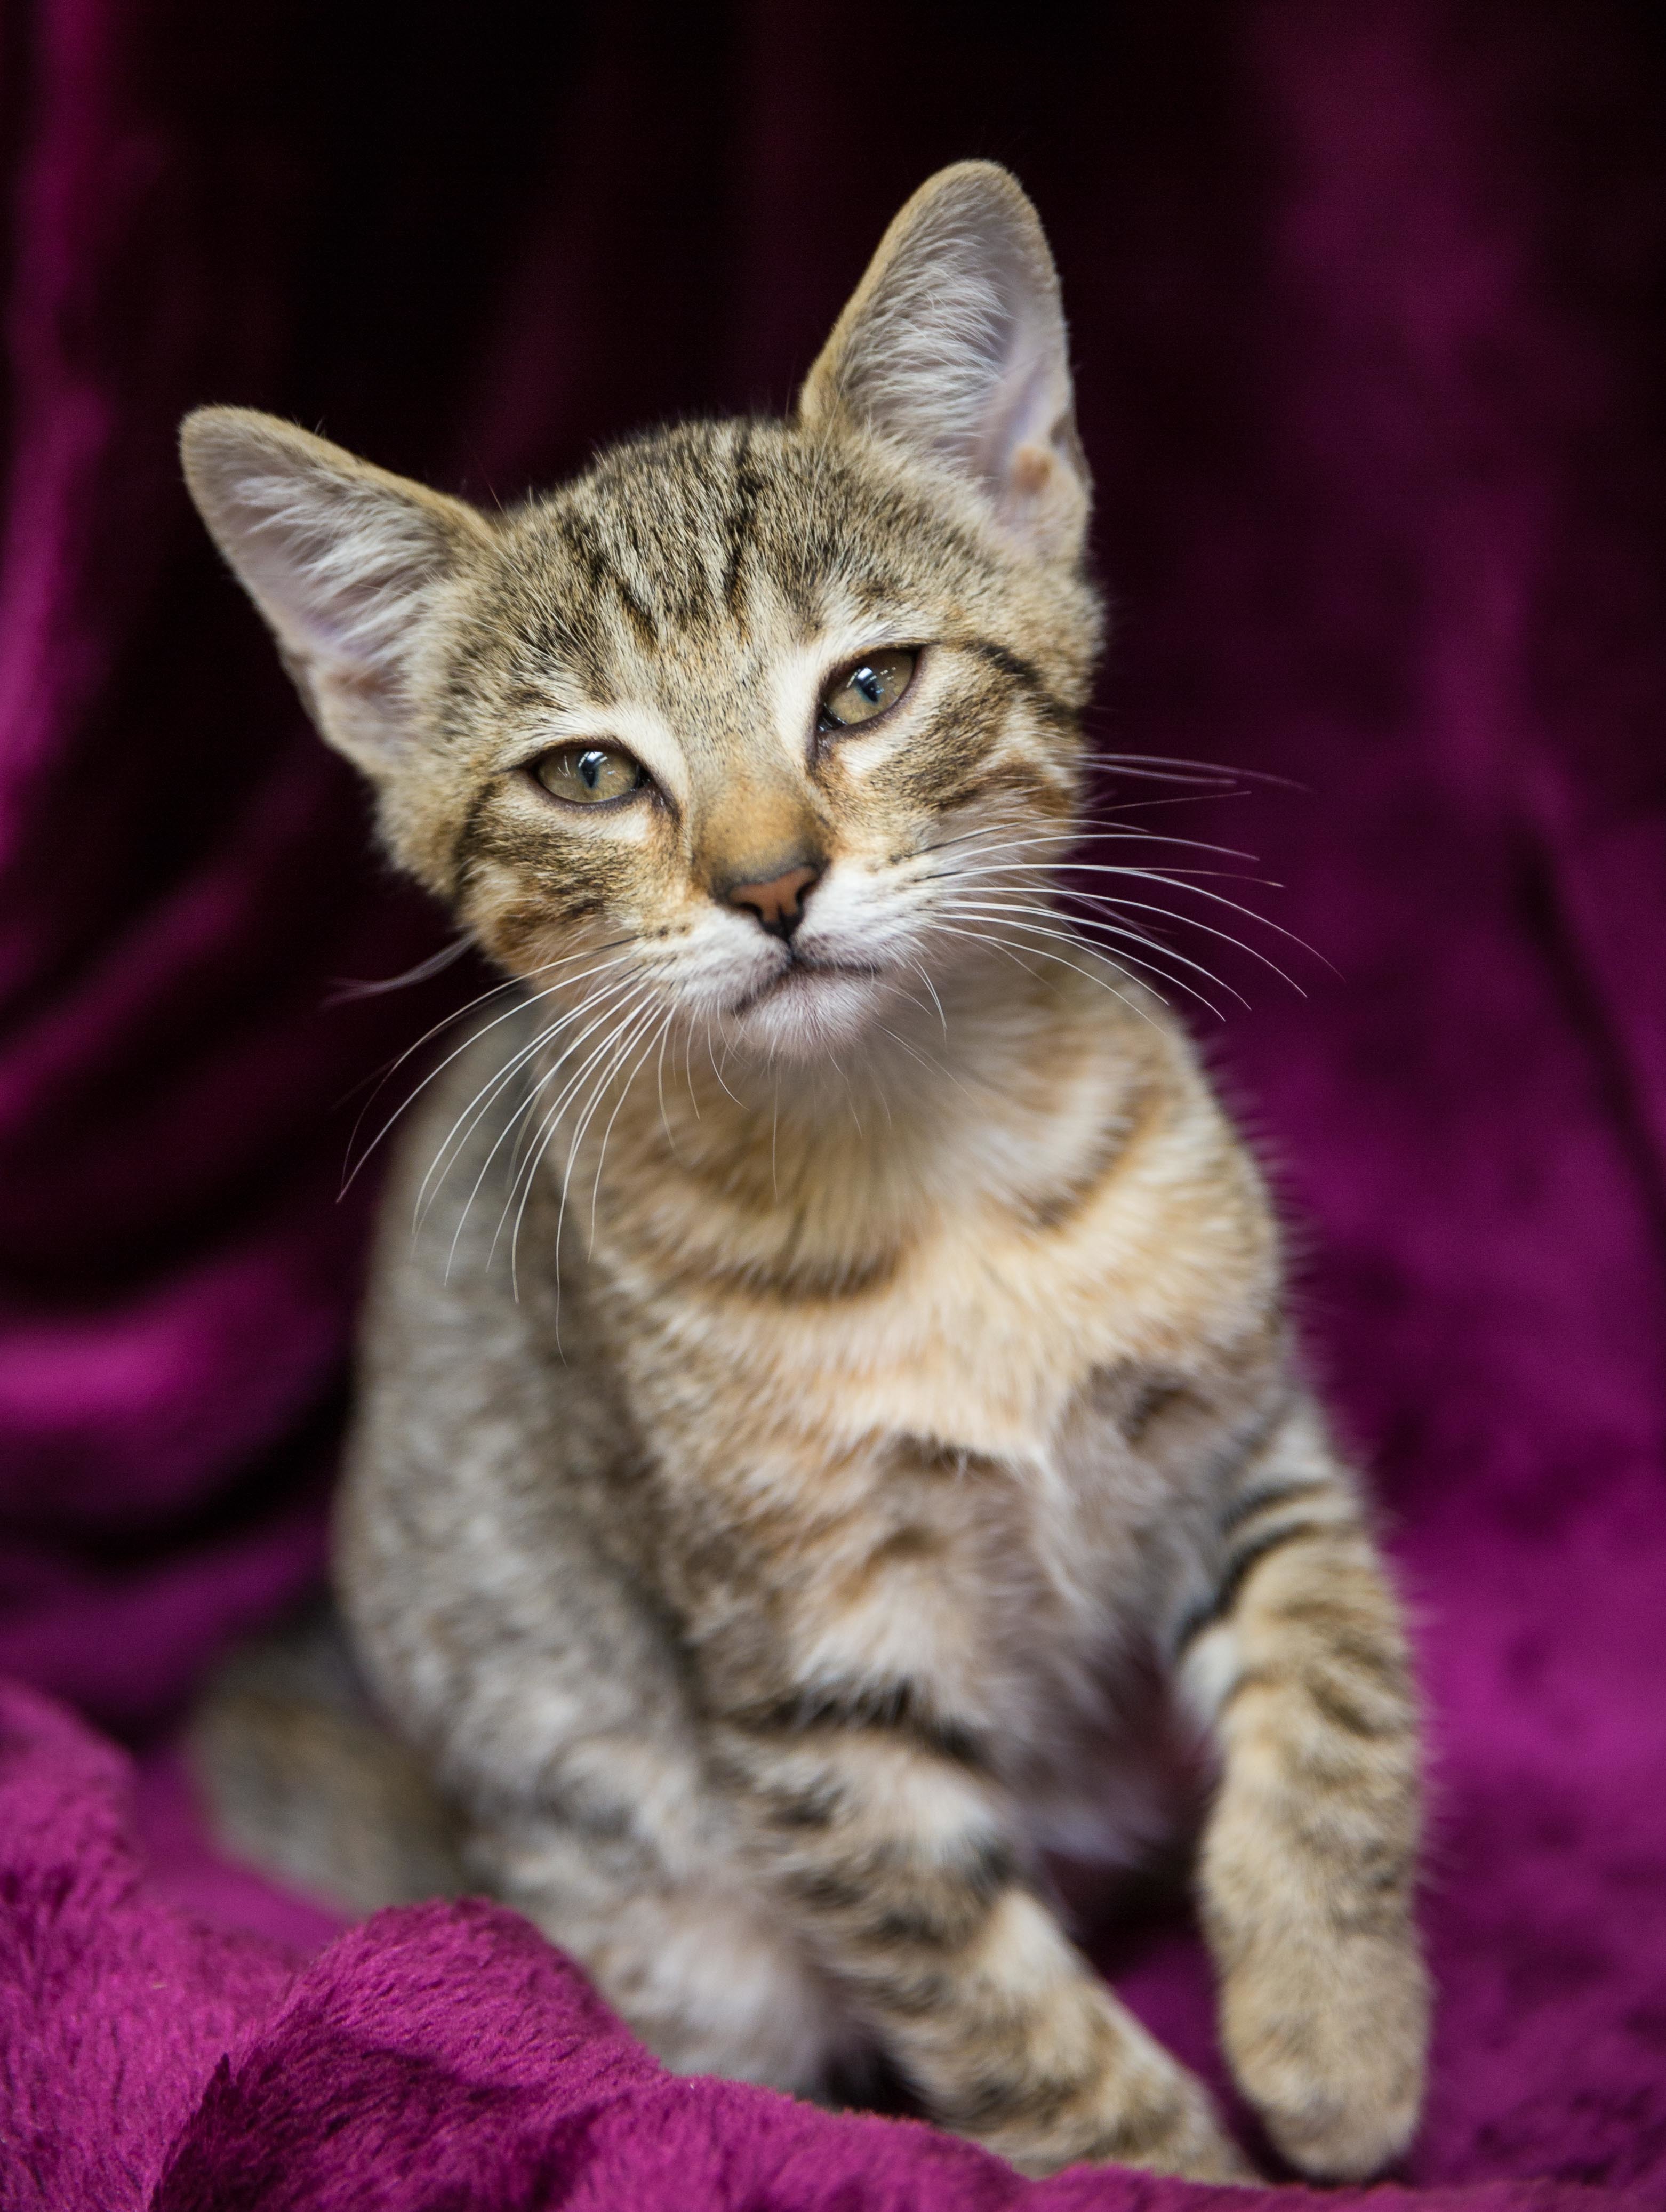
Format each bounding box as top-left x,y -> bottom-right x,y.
726,863 -> 821,940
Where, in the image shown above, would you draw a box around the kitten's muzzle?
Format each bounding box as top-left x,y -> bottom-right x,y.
725,862 -> 821,941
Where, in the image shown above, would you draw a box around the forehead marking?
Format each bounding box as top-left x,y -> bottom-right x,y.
564,508 -> 661,657
721,422 -> 761,618
966,639 -> 1074,732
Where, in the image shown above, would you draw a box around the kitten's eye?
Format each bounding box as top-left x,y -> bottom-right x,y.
532,744 -> 643,805
819,648 -> 917,731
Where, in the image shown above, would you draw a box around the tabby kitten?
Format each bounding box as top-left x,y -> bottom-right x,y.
182,163 -> 1428,2184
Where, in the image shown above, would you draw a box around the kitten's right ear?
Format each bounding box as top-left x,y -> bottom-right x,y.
799,163 -> 1090,563
180,407 -> 491,776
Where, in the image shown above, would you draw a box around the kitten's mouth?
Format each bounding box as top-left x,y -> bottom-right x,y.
727,954 -> 885,1021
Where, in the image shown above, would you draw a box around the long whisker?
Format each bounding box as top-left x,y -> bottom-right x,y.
933,877 -> 1259,981
683,1018 -> 700,1120
342,972 -> 532,1179
937,895 -> 1226,1010
505,981 -> 660,1224
928,839 -> 1317,984
928,855 -> 1279,891
349,936 -> 631,1120
1051,869 -> 1325,976
967,885 -> 1308,996
588,1006 -> 676,1245
342,937 -> 635,1192
904,957 -> 949,1040
922,917 -> 1162,1030
916,820 -> 1261,866
432,973 -> 649,1272
705,1022 -> 746,1109
934,897 -> 1232,1017
413,964 -> 642,1229
498,982 -> 662,1292
872,1016 -> 979,1103
653,1007 -> 679,1156
471,984 -> 656,1272
327,934 -> 472,1004
548,997 -> 664,1277
1075,742 -> 1304,791
1077,788 -> 1260,819
419,985 -> 626,1227
419,1014 -> 565,1235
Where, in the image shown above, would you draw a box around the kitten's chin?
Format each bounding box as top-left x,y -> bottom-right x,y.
721,962 -> 890,1062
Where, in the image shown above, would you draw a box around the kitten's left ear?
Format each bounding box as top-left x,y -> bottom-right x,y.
799,162 -> 1090,563
180,407 -> 492,778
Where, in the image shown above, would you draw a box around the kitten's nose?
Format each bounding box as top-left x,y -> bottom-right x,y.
726,862 -> 821,940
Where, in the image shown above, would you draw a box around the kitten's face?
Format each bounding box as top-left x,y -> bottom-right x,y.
418,423 -> 1098,1061
181,162 -> 1100,1066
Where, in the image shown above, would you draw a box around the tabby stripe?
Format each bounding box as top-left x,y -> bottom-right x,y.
780,1833 -> 1018,1939
567,518 -> 659,652
1216,1476 -> 1335,1538
612,565 -> 661,646
1269,1604 -> 1407,1690
720,423 -> 759,613
732,1680 -> 985,1769
1219,1660 -> 1413,1745
1305,1676 -> 1408,1741
965,638 -> 1074,728
449,781 -> 498,901
1174,1518 -> 1331,1654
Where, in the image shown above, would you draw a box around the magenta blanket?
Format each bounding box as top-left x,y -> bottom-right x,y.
0,1682 -> 1646,2212
2,2 -> 1664,2206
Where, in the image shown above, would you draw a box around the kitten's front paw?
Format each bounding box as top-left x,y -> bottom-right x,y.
979,2014 -> 1255,2184
1222,1925 -> 1430,2180
1118,2089 -> 1257,2186
1076,2035 -> 1256,2184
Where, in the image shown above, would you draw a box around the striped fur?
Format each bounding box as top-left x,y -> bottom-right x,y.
182,163 -> 1427,2183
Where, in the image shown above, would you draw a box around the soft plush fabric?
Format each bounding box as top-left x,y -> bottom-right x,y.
0,1682 -> 1648,2212
1,2 -> 1663,2205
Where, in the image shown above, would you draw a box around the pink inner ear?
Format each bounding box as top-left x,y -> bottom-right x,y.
803,173 -> 1086,557
1008,445 -> 1055,499
325,658 -> 401,703
972,324 -> 1086,559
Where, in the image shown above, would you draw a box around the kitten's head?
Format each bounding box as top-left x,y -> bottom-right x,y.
182,164 -> 1101,1064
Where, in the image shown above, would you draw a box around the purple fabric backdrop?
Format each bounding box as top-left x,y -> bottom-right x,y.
2,1 -> 1664,2204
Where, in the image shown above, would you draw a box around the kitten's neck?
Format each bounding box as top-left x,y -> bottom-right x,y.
575,942 -> 1163,1277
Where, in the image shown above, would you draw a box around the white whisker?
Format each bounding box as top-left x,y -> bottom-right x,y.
416,966 -> 643,1233
588,1007 -> 676,1245
934,897 -> 1231,1017
1048,877 -> 1316,988
550,998 -> 664,1273
654,1009 -> 679,1157
432,974 -> 649,1275
328,934 -> 471,1004
872,1017 -> 978,1103
1075,740 -> 1302,791
704,1023 -> 746,1109
498,982 -> 663,1294
922,917 -> 1162,1030
344,938 -> 635,1193
918,821 -> 1260,866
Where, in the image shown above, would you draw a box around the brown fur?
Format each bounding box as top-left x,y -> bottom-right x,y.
182,162 -> 1427,2182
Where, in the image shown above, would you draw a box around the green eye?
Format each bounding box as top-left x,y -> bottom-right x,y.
819,648 -> 917,730
532,744 -> 643,805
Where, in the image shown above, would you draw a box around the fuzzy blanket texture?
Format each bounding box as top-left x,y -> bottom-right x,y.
2,2 -> 1663,2207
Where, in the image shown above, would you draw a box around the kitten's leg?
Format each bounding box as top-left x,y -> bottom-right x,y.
335,1025 -> 860,2100
343,1497 -> 859,2097
712,1714 -> 1250,2180
461,1782 -> 860,2097
1176,1396 -> 1428,2179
